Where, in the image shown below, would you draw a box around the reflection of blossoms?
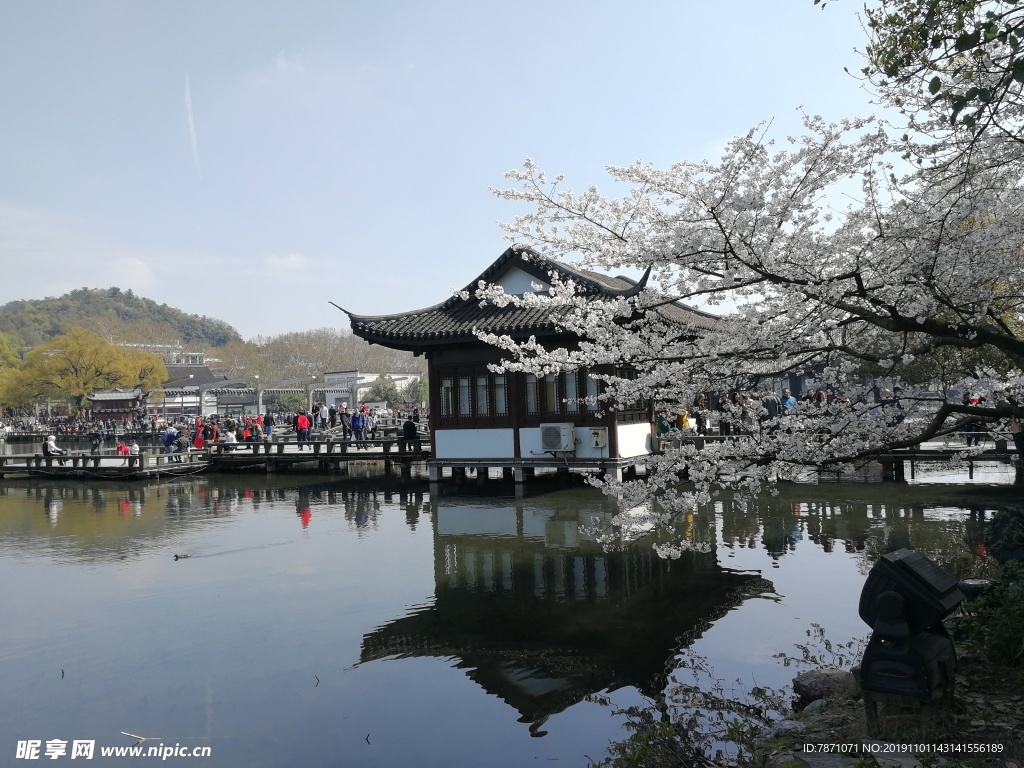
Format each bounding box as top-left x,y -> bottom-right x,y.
584,498 -> 714,557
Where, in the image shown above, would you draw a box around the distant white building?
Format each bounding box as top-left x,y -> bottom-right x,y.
322,370 -> 422,408
117,343 -> 208,366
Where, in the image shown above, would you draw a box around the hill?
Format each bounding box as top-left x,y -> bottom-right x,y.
0,287 -> 241,348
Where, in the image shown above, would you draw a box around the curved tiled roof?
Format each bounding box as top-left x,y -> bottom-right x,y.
344,245 -> 719,351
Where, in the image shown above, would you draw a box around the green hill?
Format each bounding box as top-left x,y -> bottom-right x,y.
0,287 -> 241,348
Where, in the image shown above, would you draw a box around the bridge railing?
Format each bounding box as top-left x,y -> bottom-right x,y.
207,435 -> 431,457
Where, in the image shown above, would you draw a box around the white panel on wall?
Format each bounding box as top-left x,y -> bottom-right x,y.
434,429 -> 515,459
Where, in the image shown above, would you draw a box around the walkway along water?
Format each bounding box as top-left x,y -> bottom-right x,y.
0,435 -> 432,480
3,426 -> 1020,485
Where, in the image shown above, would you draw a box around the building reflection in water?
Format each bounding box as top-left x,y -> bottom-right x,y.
0,477 -> 1001,729
360,492 -> 772,732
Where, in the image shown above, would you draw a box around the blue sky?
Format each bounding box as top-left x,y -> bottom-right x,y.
0,0 -> 873,340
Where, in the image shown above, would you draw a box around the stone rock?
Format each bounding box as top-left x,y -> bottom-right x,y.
793,668 -> 855,705
768,751 -> 860,768
762,719 -> 807,739
802,699 -> 828,712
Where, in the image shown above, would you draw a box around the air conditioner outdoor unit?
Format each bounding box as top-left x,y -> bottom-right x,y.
540,423 -> 576,452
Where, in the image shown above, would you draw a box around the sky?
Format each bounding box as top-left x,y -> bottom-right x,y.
0,0 -> 876,341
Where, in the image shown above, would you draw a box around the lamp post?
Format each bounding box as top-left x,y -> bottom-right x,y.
306,375 -> 318,413
183,374 -> 193,419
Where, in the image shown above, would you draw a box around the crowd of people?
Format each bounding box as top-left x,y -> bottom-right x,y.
2,414 -> 165,437
11,401 -> 428,463
657,385 -> 1024,461
156,403 -> 424,456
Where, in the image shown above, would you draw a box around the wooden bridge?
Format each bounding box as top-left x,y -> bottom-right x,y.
660,434 -> 1022,483
0,436 -> 432,480
876,445 -> 1022,482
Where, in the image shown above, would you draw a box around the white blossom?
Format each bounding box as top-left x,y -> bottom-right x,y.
480,109 -> 1024,555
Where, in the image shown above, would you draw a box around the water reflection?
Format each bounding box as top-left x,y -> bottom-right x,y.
0,475 -> 1009,767
361,492 -> 772,731
0,475 -> 431,565
713,484 -> 1008,579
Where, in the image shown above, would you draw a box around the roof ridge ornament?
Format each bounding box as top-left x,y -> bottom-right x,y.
607,265 -> 651,298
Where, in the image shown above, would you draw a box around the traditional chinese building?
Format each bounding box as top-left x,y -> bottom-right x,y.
87,388 -> 144,419
344,245 -> 718,482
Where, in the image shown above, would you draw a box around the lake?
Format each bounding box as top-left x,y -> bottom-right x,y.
0,466 -> 1014,766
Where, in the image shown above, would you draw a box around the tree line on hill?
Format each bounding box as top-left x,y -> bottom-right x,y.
0,287 -> 241,348
0,288 -> 425,413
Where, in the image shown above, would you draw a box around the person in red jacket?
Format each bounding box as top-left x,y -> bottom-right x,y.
295,410 -> 310,449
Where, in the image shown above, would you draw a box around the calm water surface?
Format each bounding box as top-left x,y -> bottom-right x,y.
0,467 -> 1014,767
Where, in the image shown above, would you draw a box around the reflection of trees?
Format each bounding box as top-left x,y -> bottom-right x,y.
1,476 -> 1005,590
186,479 -> 430,531
0,481 -> 175,562
0,477 -> 434,563
711,486 -> 1001,579
360,495 -> 772,728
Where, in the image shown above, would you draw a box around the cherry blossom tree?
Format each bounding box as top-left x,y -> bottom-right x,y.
859,0 -> 1024,135
481,66 -> 1023,552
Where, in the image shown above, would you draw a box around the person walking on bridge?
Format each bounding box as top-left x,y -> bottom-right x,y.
295,410 -> 310,449
350,409 -> 366,449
